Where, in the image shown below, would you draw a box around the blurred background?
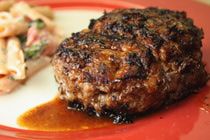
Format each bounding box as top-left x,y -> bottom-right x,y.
198,0 -> 210,5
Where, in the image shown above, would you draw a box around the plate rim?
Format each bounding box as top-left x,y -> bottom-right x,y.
0,0 -> 210,140
0,0 -> 144,139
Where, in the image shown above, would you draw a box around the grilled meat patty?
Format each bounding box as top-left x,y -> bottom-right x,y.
52,8 -> 208,123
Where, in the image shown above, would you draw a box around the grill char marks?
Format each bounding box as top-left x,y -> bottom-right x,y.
52,8 -> 208,123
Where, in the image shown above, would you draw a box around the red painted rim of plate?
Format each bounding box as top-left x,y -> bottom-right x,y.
0,1 -> 144,140
27,0 -> 143,10
0,0 -> 210,140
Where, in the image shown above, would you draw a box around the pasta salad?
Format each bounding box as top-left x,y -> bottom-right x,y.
0,0 -> 62,93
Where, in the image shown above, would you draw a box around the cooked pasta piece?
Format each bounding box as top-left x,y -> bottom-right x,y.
0,0 -> 15,12
0,56 -> 51,94
0,12 -> 28,37
0,12 -> 13,20
33,6 -> 54,19
0,75 -> 21,93
10,2 -> 55,30
7,37 -> 26,80
0,38 -> 8,75
0,0 -> 62,94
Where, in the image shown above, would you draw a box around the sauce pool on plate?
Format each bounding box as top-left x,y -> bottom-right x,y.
17,97 -> 113,131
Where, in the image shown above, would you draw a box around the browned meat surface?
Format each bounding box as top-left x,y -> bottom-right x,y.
52,8 -> 208,123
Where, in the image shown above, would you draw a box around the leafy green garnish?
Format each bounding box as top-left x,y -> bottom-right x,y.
24,44 -> 42,60
17,34 -> 27,45
24,41 -> 47,60
29,19 -> 46,30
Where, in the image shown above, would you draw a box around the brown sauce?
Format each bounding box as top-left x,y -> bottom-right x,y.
17,97 -> 113,131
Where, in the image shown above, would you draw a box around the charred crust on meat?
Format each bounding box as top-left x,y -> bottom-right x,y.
98,63 -> 107,74
88,19 -> 97,29
100,107 -> 133,124
83,72 -> 93,83
67,100 -> 84,111
67,100 -> 132,123
52,7 -> 208,124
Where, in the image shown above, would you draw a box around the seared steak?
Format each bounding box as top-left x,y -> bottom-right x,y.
52,8 -> 208,123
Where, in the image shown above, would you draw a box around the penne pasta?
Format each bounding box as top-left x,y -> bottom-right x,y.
0,38 -> 8,75
0,12 -> 13,21
0,0 -> 62,93
0,12 -> 28,37
6,37 -> 26,80
10,2 -> 55,30
0,56 -> 51,94
33,6 -> 54,20
0,0 -> 15,12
